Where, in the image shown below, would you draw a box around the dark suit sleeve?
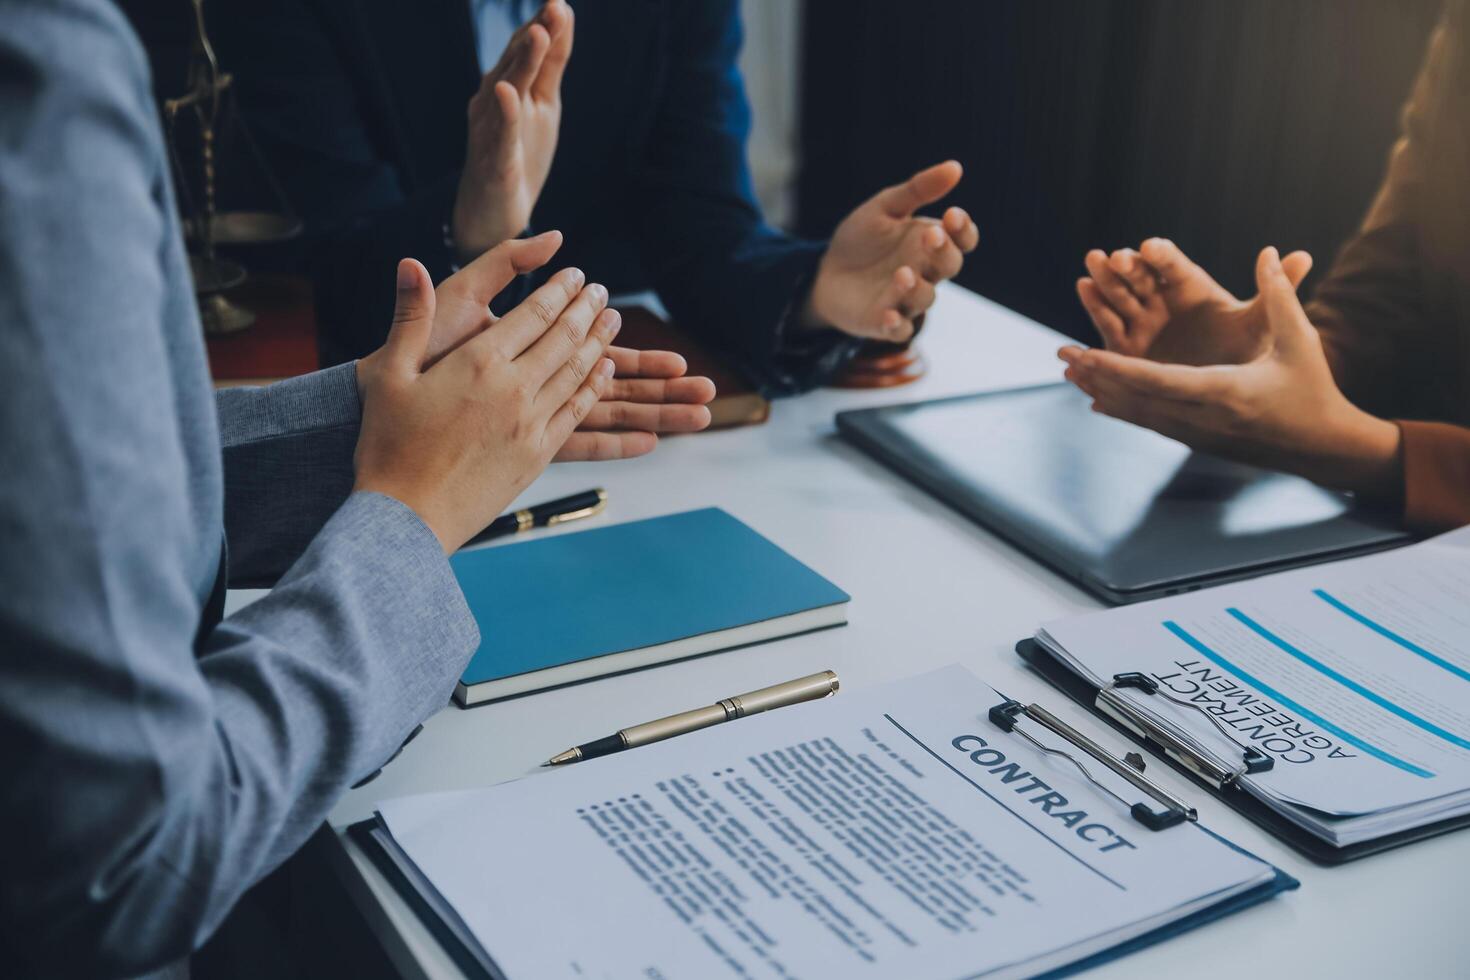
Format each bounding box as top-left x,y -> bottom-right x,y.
638,1 -> 858,395
211,0 -> 466,364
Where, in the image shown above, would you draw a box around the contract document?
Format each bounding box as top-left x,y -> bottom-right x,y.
369,666 -> 1285,979
1038,526 -> 1470,846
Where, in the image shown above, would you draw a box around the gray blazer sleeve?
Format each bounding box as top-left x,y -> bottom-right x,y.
0,3 -> 479,976
216,364 -> 365,585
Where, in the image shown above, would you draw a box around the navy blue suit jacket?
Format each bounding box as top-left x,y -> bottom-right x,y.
213,0 -> 856,394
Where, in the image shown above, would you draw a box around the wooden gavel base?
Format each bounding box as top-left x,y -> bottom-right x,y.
828,342 -> 927,389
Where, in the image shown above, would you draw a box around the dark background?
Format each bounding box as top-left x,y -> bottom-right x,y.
798,0 -> 1444,342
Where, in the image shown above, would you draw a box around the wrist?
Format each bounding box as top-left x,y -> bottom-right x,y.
450,185 -> 522,267
1310,408 -> 1404,504
796,259 -> 839,333
354,353 -> 374,405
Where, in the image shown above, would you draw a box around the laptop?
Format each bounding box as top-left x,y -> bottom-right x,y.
836,382 -> 1412,604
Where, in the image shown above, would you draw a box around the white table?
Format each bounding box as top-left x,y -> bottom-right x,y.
242,284 -> 1470,979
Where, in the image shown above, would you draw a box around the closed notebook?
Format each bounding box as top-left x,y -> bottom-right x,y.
449,508 -> 850,706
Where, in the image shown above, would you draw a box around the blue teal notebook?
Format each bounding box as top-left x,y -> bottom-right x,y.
449,508 -> 850,705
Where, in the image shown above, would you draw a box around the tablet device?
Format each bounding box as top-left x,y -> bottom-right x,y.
836,382 -> 1411,604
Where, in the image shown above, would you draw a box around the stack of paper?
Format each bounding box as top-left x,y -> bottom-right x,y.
1037,527 -> 1470,848
361,667 -> 1289,979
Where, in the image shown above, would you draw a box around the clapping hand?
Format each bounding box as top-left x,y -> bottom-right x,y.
800,161 -> 979,343
354,234 -> 619,552
1061,247 -> 1402,501
451,0 -> 572,261
1076,237 -> 1312,365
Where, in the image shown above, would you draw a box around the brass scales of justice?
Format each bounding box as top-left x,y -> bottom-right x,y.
162,0 -> 301,335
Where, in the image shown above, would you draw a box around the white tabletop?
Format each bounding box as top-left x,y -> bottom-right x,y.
234,283 -> 1470,979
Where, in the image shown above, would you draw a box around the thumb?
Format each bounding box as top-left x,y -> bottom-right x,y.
385,258 -> 436,368
873,160 -> 963,218
457,229 -> 563,305
1255,247 -> 1316,352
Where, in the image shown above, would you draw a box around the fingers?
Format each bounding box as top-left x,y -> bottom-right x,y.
1137,237 -> 1203,289
1076,278 -> 1128,350
504,21 -> 550,93
545,359 -> 614,447
554,430 -> 659,463
1254,246 -> 1317,350
537,304 -> 619,406
492,80 -> 520,141
901,274 -> 937,319
512,274 -> 603,379
468,262 -> 583,363
607,346 -> 687,381
1084,249 -> 1145,321
1059,346 -> 1231,403
533,0 -> 574,101
916,222 -> 964,282
943,206 -> 980,252
874,159 -> 963,219
606,374 -> 717,406
865,266 -> 921,342
1109,248 -> 1157,301
581,400 -> 713,434
449,230 -> 563,311
384,259 -> 436,369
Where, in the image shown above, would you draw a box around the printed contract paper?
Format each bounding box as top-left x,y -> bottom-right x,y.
1039,526 -> 1470,845
375,666 -> 1277,978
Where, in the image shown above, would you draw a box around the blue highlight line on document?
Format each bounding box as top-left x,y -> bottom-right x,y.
1162,621 -> 1435,779
1314,589 -> 1470,685
1226,608 -> 1470,755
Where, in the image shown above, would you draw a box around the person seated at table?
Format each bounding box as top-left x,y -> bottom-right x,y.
209,0 -> 980,396
0,0 -> 683,973
1059,0 -> 1470,533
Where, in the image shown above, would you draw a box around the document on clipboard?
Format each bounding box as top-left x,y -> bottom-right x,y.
1029,526 -> 1470,857
356,666 -> 1293,980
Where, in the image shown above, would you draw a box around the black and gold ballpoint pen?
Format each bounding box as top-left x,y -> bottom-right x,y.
543,670 -> 841,766
464,488 -> 607,547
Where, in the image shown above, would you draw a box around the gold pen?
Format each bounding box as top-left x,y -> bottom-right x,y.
465,488 -> 606,547
542,670 -> 840,766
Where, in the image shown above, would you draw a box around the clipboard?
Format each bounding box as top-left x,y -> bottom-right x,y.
351,812 -> 1296,980
1017,637 -> 1470,864
351,673 -> 1301,980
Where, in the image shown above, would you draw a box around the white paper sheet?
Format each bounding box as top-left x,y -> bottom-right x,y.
378,666 -> 1272,979
1041,527 -> 1470,817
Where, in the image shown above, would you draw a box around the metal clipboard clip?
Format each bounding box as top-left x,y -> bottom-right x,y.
1096,672 -> 1274,790
989,699 -> 1196,831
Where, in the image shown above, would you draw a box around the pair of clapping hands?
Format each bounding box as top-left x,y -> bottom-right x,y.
359,0 -> 981,551
355,231 -> 732,552
454,0 -> 978,346
1061,240 -> 1402,503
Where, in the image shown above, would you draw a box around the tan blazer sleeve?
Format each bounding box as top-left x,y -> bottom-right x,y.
1307,8 -> 1470,531
1303,19 -> 1450,417
1398,421 -> 1470,531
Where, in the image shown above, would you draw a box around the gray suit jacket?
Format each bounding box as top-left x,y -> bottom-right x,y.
0,2 -> 479,975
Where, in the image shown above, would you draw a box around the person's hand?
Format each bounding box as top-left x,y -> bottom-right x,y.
799,160 -> 979,342
354,236 -> 617,552
451,0 -> 572,261
400,229 -> 715,463
556,347 -> 716,461
1077,237 -> 1313,365
1060,247 -> 1402,501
